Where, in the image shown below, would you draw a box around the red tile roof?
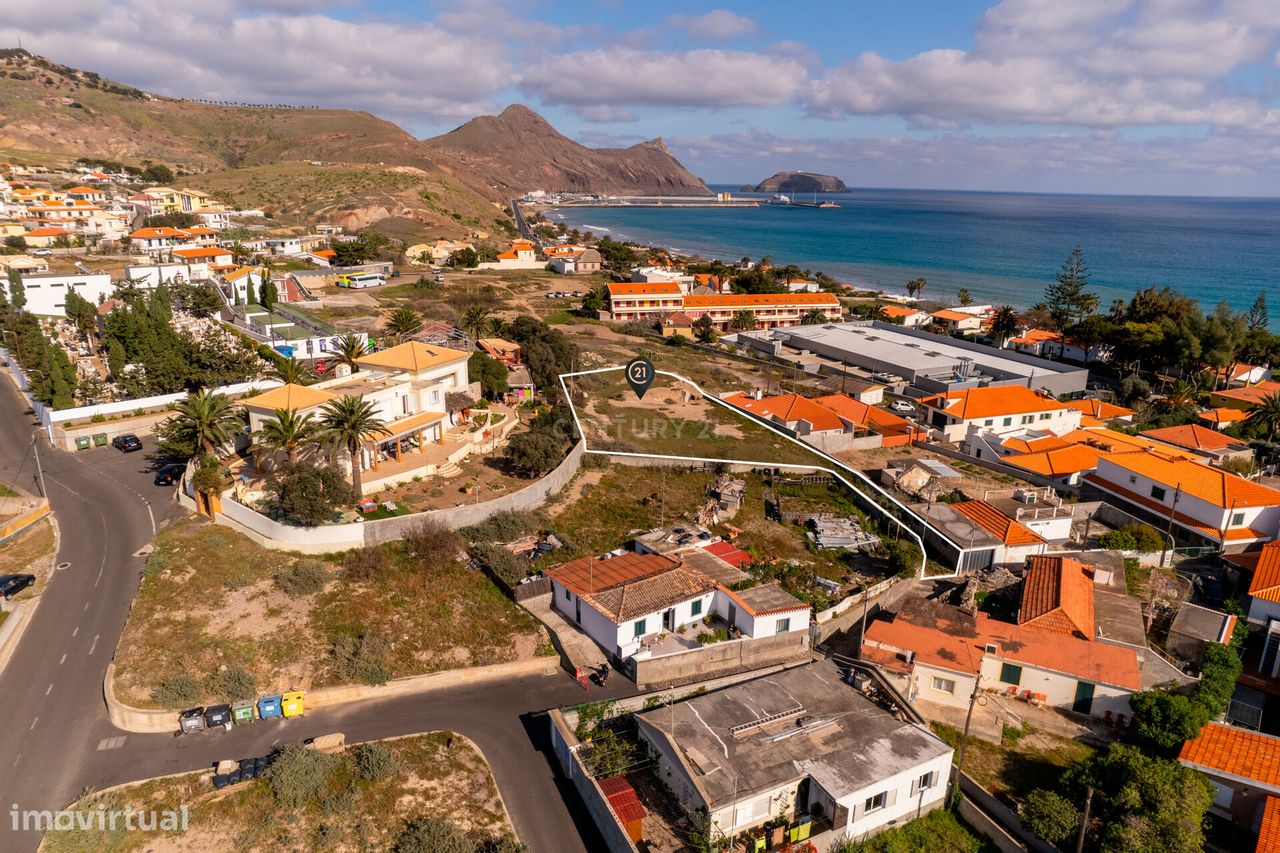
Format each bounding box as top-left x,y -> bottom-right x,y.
684,292 -> 840,308
1240,540 -> 1280,604
1065,399 -> 1134,420
1140,423 -> 1243,452
1179,723 -> 1280,790
813,394 -> 912,433
1000,435 -> 1072,454
951,500 -> 1044,546
546,552 -> 681,597
1093,450 -> 1280,510
1259,796 -> 1280,852
607,282 -> 682,297
1019,556 -> 1094,639
598,777 -> 646,824
1003,444 -> 1107,477
882,304 -> 923,318
704,540 -> 752,568
1200,407 -> 1249,425
1213,380 -> 1280,408
722,392 -> 845,432
932,309 -> 973,322
863,610 -> 1141,689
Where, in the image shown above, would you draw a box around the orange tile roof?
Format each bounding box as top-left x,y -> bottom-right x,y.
1084,472 -> 1273,543
1243,541 -> 1280,603
355,340 -> 469,373
546,552 -> 681,597
1140,424 -> 1243,453
1213,380 -> 1280,408
129,226 -> 189,239
64,185 -> 100,194
169,246 -> 230,259
24,227 -> 68,237
881,304 -> 923,318
1260,797 -> 1280,852
1060,427 -> 1199,459
496,250 -> 518,259
607,282 -> 682,297
241,383 -> 337,412
812,394 -> 912,432
1003,444 -> 1107,477
1066,399 -> 1134,420
951,501 -> 1044,545
1095,450 -> 1280,509
1000,435 -> 1072,454
864,610 -> 1141,689
1200,407 -> 1249,425
1179,723 -> 1280,790
921,385 -> 1068,420
1010,328 -> 1059,345
312,248 -> 337,258
931,309 -> 972,321
722,392 -> 846,432
717,582 -> 809,617
1019,556 -> 1094,639
684,292 -> 840,308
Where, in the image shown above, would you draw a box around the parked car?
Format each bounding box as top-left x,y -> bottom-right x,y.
1194,575 -> 1227,608
112,434 -> 142,452
889,401 -> 915,413
153,463 -> 185,486
0,574 -> 35,600
30,248 -> 52,257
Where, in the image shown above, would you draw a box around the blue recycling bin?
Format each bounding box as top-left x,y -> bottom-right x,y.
257,694 -> 282,719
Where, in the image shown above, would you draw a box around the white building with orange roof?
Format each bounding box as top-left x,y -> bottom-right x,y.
1085,450 -> 1280,550
682,292 -> 842,331
63,185 -> 107,204
929,308 -> 983,334
919,385 -> 1082,443
167,245 -> 234,266
604,281 -> 683,322
477,238 -> 542,269
129,226 -> 192,253
880,303 -> 930,326
22,226 -> 72,248
1065,398 -> 1134,422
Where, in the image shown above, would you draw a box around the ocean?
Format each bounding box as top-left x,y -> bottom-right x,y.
550,186 -> 1280,316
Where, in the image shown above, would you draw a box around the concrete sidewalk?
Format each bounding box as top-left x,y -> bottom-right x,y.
523,592 -> 609,672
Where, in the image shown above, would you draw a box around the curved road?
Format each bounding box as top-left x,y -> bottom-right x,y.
0,375 -> 619,851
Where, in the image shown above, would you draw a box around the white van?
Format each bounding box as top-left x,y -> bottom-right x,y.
336,272 -> 385,289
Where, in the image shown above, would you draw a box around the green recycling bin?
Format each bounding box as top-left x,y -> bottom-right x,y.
75,436 -> 91,450
93,433 -> 109,447
232,700 -> 255,725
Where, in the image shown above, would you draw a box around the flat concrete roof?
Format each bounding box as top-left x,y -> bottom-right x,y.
910,503 -> 1002,549
636,660 -> 951,808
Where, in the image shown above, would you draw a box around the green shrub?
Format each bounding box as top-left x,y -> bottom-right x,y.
459,510 -> 541,544
206,666 -> 256,701
151,673 -> 202,707
402,519 -> 463,565
1021,789 -> 1080,846
1099,529 -> 1137,551
472,543 -> 530,587
343,545 -> 389,580
265,745 -> 343,808
330,633 -> 392,685
392,816 -> 476,853
1102,522 -> 1165,553
275,560 -> 328,596
353,742 -> 401,782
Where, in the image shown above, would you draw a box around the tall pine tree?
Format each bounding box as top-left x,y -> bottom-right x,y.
1248,291 -> 1269,331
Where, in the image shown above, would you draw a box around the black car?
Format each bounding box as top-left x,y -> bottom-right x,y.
154,463 -> 185,486
0,574 -> 35,600
112,434 -> 142,452
1195,575 -> 1227,608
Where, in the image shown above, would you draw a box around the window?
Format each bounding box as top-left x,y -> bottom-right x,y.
864,792 -> 886,813
931,676 -> 956,694
983,419 -> 993,427
999,663 -> 1023,686
691,599 -> 702,617
1128,475 -> 1137,484
633,619 -> 646,638
564,588 -> 570,601
1232,512 -> 1245,526
1021,415 -> 1034,425
1002,417 -> 1013,427
1150,485 -> 1166,501
1040,413 -> 1052,420
916,771 -> 937,792
776,617 -> 791,634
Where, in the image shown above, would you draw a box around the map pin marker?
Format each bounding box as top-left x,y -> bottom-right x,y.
625,356 -> 655,400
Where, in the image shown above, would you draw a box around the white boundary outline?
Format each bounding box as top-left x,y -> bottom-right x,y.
557,365 -> 965,580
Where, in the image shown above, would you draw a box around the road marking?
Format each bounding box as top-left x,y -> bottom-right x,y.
95,566 -> 102,587
146,502 -> 156,534
29,718 -> 37,730
96,736 -> 127,751
12,754 -> 20,768
84,601 -> 90,611
72,626 -> 78,638
45,683 -> 53,695
88,634 -> 99,655
59,653 -> 66,665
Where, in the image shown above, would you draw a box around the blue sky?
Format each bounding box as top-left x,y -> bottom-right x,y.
4,1 -> 1280,195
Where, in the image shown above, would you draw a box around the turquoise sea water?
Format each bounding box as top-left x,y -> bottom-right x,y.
551,186 -> 1280,316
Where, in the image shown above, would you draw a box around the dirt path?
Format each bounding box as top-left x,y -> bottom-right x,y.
547,469 -> 604,516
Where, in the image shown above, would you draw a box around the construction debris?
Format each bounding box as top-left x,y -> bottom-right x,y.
806,514 -> 880,551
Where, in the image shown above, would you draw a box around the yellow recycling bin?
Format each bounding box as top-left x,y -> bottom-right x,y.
281,690 -> 305,718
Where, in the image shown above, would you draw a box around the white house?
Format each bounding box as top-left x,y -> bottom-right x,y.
477,239 -> 544,270
129,226 -> 191,254
545,551 -> 809,661
864,603 -> 1142,721
631,265 -> 696,292
919,385 -> 1082,444
9,273 -> 115,317
1086,450 -> 1280,550
635,661 -> 954,843
123,263 -> 210,287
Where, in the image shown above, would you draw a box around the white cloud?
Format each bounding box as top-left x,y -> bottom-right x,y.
520,48 -> 807,107
809,0 -> 1280,129
665,10 -> 759,41
0,1 -> 511,123
570,105 -> 640,123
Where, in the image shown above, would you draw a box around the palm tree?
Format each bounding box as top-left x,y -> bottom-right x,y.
165,389 -> 243,457
865,302 -> 887,322
383,307 -> 421,344
1248,392 -> 1280,441
326,332 -> 369,374
485,316 -> 508,338
252,408 -> 321,464
957,288 -> 972,307
988,305 -> 1020,348
319,395 -> 390,494
729,310 -> 757,331
271,357 -> 312,386
460,306 -> 492,341
1162,379 -> 1197,411
907,277 -> 927,300
800,307 -> 827,325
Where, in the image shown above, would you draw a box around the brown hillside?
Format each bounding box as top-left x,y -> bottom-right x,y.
425,104 -> 709,196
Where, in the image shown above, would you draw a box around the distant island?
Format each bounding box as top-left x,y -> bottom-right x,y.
748,171 -> 848,193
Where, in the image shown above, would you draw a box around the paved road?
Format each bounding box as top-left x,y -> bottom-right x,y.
0,375 -> 621,852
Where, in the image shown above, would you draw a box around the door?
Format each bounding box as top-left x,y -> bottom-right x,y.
574,598 -> 581,624
727,603 -> 737,630
1073,681 -> 1095,715
663,608 -> 675,631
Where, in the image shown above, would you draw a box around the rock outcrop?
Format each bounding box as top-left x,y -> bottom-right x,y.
753,171 -> 848,193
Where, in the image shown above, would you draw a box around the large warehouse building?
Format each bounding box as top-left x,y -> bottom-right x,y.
728,321 -> 1088,396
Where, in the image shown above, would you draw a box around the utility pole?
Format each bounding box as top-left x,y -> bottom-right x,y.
948,678 -> 984,808
858,582 -> 870,659
31,432 -> 47,498
1075,787 -> 1093,853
